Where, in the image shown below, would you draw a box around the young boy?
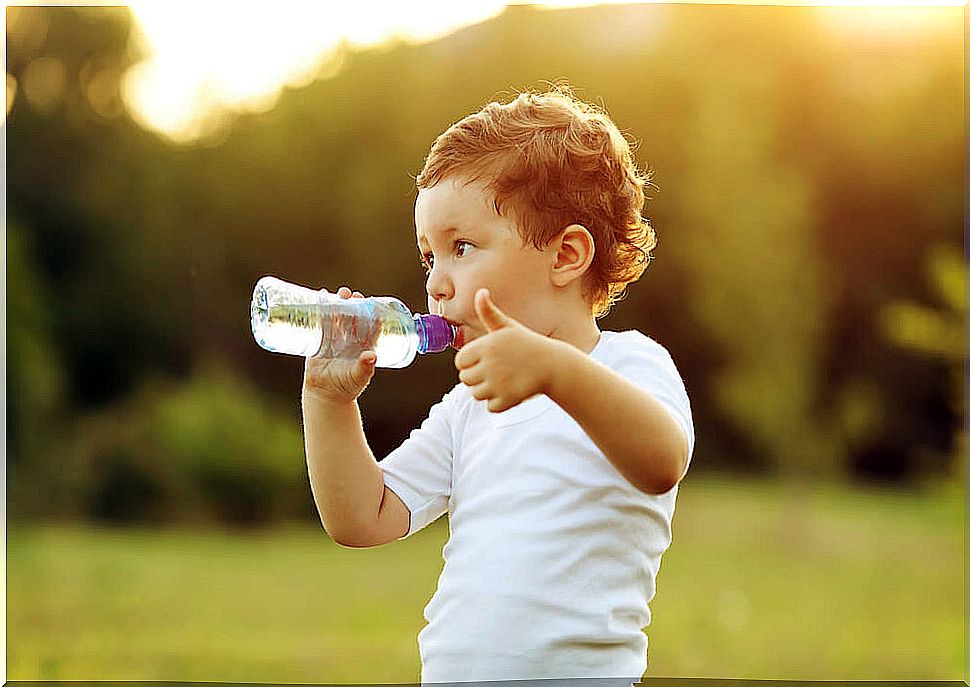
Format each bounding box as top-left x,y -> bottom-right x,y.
301,88 -> 695,685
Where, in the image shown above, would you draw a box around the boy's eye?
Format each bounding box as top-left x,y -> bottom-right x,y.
419,240 -> 473,273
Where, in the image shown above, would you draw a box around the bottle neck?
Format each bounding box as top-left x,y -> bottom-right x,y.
414,314 -> 456,354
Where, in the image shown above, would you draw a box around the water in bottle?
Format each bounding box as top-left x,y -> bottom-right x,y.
250,276 -> 456,368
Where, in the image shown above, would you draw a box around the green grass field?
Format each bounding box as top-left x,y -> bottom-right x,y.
8,474 -> 963,682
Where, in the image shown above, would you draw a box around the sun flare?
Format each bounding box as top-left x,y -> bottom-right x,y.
123,1 -> 507,142
122,0 -> 964,143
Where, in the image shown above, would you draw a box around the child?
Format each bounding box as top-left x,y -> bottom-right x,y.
301,87 -> 695,685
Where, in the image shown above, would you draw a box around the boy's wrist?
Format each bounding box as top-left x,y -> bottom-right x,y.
542,337 -> 585,401
301,384 -> 359,409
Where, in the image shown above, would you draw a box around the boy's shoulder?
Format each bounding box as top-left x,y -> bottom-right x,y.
596,328 -> 674,362
596,329 -> 688,388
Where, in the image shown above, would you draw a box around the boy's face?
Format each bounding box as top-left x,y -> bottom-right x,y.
415,175 -> 558,350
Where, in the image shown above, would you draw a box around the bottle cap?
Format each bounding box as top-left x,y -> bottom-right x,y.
415,314 -> 456,354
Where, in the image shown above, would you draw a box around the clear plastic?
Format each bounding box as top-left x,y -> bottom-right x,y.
250,276 -> 455,368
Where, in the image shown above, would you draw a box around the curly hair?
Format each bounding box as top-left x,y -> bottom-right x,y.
415,86 -> 657,318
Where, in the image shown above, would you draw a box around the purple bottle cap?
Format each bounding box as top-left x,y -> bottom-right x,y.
415,314 -> 457,354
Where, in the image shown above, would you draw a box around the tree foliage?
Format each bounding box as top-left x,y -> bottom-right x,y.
6,5 -> 963,523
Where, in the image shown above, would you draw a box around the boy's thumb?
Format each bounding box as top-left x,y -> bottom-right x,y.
476,288 -> 511,331
354,351 -> 378,384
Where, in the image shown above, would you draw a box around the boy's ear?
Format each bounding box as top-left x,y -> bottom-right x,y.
549,224 -> 595,288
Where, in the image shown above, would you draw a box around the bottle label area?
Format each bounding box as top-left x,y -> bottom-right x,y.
251,277 -> 421,367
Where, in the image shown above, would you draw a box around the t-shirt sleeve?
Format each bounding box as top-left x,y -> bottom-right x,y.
378,386 -> 457,539
608,332 -> 696,479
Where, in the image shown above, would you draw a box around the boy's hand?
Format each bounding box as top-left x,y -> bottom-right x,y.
454,288 -> 562,413
302,286 -> 377,404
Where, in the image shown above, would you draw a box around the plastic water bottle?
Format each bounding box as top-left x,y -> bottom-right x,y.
250,276 -> 456,368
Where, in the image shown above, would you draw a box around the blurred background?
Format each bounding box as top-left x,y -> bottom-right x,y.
5,2 -> 964,682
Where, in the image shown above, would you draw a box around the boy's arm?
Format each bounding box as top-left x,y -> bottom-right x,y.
302,389 -> 410,546
455,289 -> 688,496
544,343 -> 689,496
300,286 -> 410,547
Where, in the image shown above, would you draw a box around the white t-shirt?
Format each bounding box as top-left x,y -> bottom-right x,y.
379,330 -> 695,684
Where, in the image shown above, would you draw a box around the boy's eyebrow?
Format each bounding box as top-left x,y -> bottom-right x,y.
417,225 -> 459,246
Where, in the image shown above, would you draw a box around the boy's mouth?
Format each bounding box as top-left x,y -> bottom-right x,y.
451,326 -> 465,350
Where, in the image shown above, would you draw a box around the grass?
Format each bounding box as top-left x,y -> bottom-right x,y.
7,474 -> 963,682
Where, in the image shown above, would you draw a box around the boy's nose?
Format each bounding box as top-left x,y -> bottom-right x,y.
425,267 -> 453,306
427,291 -> 451,315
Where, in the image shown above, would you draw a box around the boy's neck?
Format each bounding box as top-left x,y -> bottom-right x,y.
548,313 -> 601,355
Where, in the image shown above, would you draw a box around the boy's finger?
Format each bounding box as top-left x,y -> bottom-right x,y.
458,367 -> 484,386
453,345 -> 480,371
475,288 -> 513,332
469,382 -> 492,402
487,397 -> 511,414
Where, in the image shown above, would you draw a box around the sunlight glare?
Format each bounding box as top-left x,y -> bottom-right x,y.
815,4 -> 962,39
124,0 -> 965,143
539,0 -> 964,4
124,1 -> 506,143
